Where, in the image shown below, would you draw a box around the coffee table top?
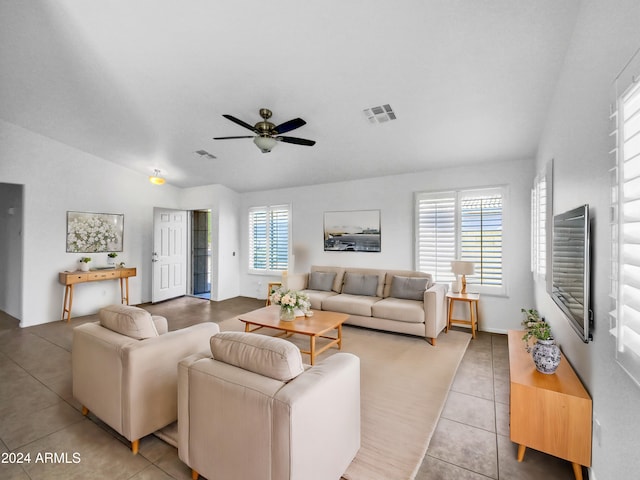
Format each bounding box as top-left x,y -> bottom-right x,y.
238,306 -> 349,336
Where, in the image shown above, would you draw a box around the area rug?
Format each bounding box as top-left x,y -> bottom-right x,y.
216,317 -> 471,480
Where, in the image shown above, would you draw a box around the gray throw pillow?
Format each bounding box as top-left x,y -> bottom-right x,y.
390,276 -> 430,301
308,271 -> 337,291
342,273 -> 379,297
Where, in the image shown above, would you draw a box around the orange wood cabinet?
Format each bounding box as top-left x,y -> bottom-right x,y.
508,330 -> 591,480
59,267 -> 136,321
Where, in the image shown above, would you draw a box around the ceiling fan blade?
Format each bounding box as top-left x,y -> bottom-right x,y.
213,136 -> 255,140
222,114 -> 258,133
274,118 -> 306,134
277,136 -> 316,146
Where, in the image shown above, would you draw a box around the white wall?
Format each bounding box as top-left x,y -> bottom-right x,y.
239,158 -> 534,334
533,1 -> 640,478
0,119 -> 181,326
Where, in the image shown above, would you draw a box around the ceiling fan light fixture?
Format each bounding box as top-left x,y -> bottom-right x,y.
253,135 -> 277,153
149,169 -> 165,185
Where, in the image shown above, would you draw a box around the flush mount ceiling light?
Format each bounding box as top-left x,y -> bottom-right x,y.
149,169 -> 165,185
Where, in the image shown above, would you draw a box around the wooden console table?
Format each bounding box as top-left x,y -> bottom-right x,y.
508,330 -> 591,480
59,268 -> 136,322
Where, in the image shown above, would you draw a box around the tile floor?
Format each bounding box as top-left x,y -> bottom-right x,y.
0,298 -> 578,479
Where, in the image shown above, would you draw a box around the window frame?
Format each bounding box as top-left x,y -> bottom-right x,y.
415,186 -> 507,296
248,204 -> 291,275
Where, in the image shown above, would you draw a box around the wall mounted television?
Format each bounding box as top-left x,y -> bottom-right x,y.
551,204 -> 592,343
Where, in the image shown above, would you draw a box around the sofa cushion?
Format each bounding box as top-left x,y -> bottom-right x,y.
302,289 -> 338,310
210,332 -> 304,382
308,271 -> 337,292
342,273 -> 379,297
372,297 -> 425,323
322,294 -> 381,317
310,266 -> 345,292
99,304 -> 159,339
389,275 -> 430,301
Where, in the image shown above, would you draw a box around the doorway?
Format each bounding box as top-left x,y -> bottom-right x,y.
190,210 -> 212,300
0,183 -> 23,323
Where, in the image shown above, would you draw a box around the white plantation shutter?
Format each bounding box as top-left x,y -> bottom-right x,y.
531,172 -> 547,278
611,48 -> 640,387
269,207 -> 289,271
416,188 -> 505,294
249,205 -> 290,273
416,193 -> 456,283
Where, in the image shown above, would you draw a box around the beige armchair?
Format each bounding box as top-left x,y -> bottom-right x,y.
72,304 -> 220,454
177,332 -> 361,480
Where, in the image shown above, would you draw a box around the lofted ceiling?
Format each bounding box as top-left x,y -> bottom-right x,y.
0,0 -> 580,192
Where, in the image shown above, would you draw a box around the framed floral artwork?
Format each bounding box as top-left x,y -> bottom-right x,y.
66,211 -> 124,253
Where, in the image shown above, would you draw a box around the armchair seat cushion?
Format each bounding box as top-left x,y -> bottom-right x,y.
210,332 -> 304,382
372,297 -> 425,323
99,304 -> 160,339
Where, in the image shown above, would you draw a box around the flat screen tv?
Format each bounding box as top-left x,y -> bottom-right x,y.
551,204 -> 592,343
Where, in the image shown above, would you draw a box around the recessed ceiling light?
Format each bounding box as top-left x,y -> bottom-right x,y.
363,104 -> 397,124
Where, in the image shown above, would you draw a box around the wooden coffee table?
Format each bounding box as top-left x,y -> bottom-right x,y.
238,306 -> 349,365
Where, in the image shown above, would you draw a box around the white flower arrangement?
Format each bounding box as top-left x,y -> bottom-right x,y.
270,287 -> 311,313
67,216 -> 120,253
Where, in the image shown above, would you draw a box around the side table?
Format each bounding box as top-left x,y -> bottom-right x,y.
446,292 -> 480,339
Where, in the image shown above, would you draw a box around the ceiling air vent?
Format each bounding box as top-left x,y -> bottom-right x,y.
363,104 -> 397,124
194,150 -> 217,160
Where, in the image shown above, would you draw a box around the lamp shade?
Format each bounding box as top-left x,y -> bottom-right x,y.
451,260 -> 475,276
253,136 -> 277,153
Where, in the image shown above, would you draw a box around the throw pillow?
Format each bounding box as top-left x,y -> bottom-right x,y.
342,272 -> 379,297
99,304 -> 159,339
308,271 -> 337,291
389,275 -> 430,301
210,332 -> 304,382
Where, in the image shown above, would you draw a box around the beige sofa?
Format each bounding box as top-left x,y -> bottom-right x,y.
72,304 -> 220,454
287,266 -> 448,345
178,332 -> 361,480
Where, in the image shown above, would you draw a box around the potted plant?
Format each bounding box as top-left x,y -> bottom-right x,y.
107,252 -> 118,266
520,308 -> 560,374
79,257 -> 92,272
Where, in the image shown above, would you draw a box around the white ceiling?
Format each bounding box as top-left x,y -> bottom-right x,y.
0,0 -> 580,192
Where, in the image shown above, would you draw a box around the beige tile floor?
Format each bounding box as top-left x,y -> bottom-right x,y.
0,298 -> 578,479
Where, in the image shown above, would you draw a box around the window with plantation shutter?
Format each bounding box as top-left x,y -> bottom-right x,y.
415,187 -> 505,295
460,192 -> 503,287
611,53 -> 640,386
249,205 -> 290,273
531,168 -> 549,279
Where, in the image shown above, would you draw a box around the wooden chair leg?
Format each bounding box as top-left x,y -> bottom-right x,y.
131,439 -> 139,455
81,406 -> 89,416
191,469 -> 199,480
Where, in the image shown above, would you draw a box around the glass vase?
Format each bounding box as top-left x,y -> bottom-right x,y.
279,306 -> 295,321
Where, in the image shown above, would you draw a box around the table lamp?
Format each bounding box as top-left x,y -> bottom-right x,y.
451,261 -> 475,294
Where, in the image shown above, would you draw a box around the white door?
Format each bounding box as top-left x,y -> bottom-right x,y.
152,208 -> 187,303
